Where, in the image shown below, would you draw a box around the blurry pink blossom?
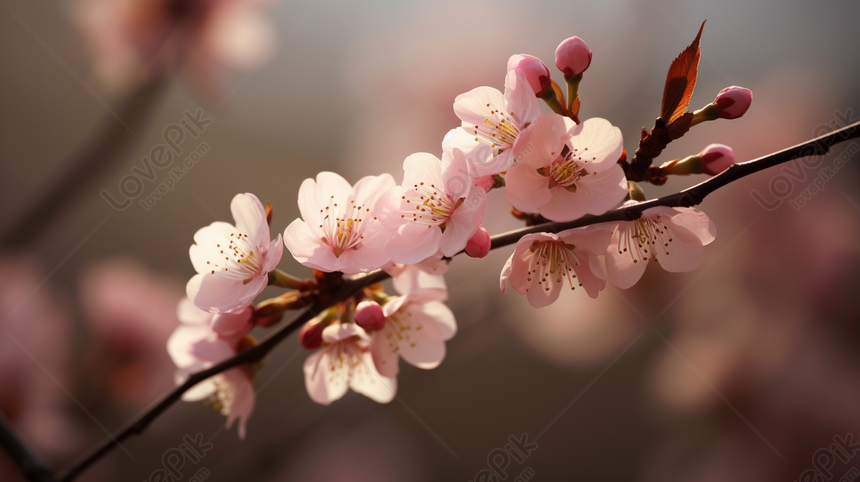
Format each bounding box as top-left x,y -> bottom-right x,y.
505,114 -> 627,222
0,256 -> 76,460
74,0 -> 275,89
284,172 -> 395,274
187,192 -> 282,313
303,323 -> 396,405
384,254 -> 448,294
79,257 -> 182,406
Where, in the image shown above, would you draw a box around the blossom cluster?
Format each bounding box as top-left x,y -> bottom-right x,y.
166,35 -> 751,438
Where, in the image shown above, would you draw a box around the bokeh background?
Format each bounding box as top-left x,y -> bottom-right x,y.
2,0 -> 860,480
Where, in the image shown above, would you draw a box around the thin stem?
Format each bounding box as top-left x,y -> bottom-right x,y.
51,119 -> 860,481
0,74 -> 169,249
0,412 -> 56,482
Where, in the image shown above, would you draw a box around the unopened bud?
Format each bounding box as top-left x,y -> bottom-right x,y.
354,301 -> 385,332
555,36 -> 592,78
465,226 -> 491,258
507,54 -> 552,96
714,86 -> 752,119
299,320 -> 326,349
661,144 -> 735,176
699,144 -> 735,175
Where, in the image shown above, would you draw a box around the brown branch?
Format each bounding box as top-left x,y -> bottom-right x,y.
0,412 -> 56,482
0,74 -> 169,249
52,119 -> 860,481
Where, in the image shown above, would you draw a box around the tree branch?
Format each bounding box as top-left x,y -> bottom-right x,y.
0,412 -> 56,482
0,74 -> 169,249
47,119 -> 860,482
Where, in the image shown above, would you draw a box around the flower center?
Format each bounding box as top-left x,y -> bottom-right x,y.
526,241 -> 583,292
319,196 -> 376,257
206,231 -> 263,283
617,218 -> 673,263
470,105 -> 522,153
546,146 -> 591,189
400,182 -> 458,229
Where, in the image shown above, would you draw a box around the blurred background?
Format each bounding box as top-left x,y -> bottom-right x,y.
2,0 -> 860,480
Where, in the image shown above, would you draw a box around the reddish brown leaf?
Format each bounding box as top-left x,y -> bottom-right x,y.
660,20 -> 706,124
570,94 -> 581,117
667,112 -> 694,140
265,201 -> 273,226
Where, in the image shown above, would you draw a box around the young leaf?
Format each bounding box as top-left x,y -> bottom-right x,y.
660,20 -> 706,124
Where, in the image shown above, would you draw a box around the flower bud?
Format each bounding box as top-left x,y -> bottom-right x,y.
299,320 -> 326,349
699,144 -> 735,175
714,86 -> 752,119
555,36 -> 592,77
354,300 -> 385,332
465,226 -> 491,258
507,54 -> 552,96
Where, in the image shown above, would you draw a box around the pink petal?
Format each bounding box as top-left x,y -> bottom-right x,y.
349,351 -> 396,403
605,223 -> 648,289
303,349 -> 348,406
503,69 -> 542,128
385,222 -> 443,265
438,186 -> 487,257
370,331 -> 400,378
567,118 -> 623,174
453,86 -> 507,129
231,193 -> 267,241
504,163 -> 553,213
186,273 -> 266,313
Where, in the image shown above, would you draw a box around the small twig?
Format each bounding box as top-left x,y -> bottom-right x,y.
51,119 -> 860,482
0,74 -> 169,249
0,412 -> 56,482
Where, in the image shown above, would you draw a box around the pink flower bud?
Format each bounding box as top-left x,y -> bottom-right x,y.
299,321 -> 326,349
507,54 -> 551,96
714,86 -> 752,119
354,300 -> 385,331
465,226 -> 491,258
555,36 -> 592,77
699,144 -> 735,175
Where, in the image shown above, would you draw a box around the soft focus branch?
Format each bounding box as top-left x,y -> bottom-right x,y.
45,119 -> 860,482
0,412 -> 56,482
0,74 -> 169,249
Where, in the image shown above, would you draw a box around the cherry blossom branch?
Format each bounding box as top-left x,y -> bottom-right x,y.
0,412 -> 56,482
0,74 -> 169,249
56,306 -> 317,482
47,119 -> 860,482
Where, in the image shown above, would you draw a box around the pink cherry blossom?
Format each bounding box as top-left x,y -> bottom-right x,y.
714,86 -> 753,119
284,172 -> 395,274
168,298 -> 256,439
303,323 -> 396,405
699,144 -> 735,175
187,193 -> 282,313
505,114 -> 627,222
445,69 -> 542,177
500,227 -> 612,308
377,153 -> 487,264
604,206 -> 717,289
369,288 -> 457,377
